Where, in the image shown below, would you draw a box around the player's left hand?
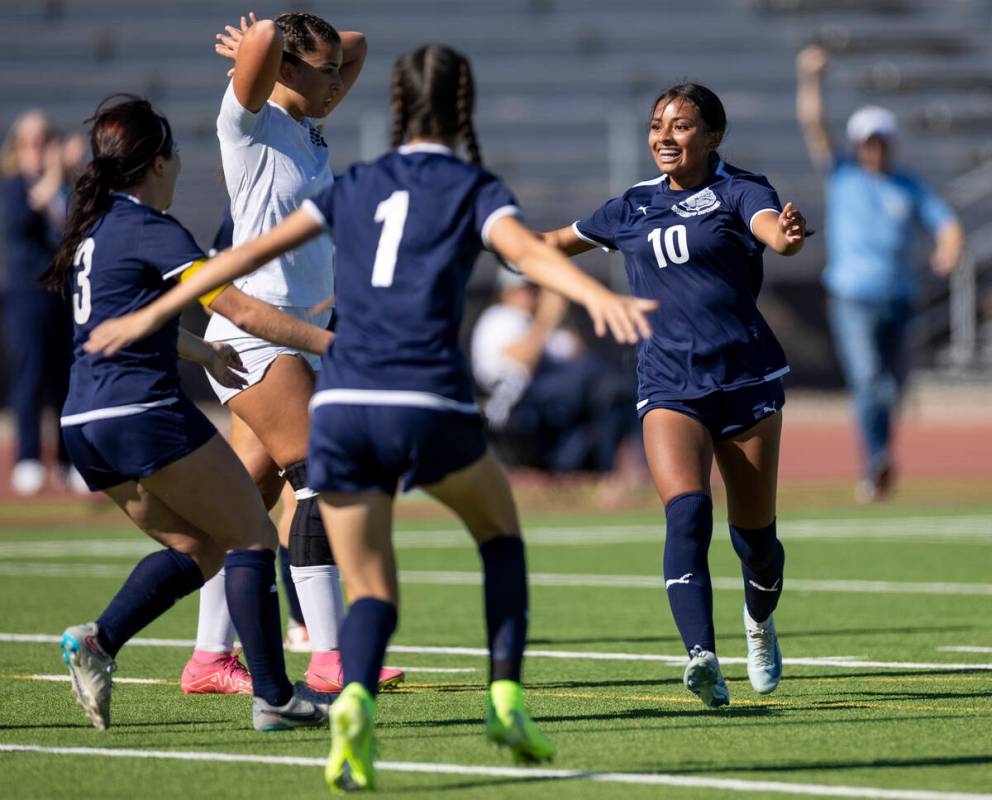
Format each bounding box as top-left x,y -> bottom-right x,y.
215,12 -> 257,77
85,308 -> 160,357
204,342 -> 249,389
778,201 -> 809,244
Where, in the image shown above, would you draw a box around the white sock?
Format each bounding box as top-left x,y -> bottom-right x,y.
291,564 -> 345,651
193,569 -> 237,654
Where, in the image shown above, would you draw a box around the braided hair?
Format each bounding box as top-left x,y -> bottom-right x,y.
275,11 -> 340,62
389,45 -> 482,168
41,95 -> 173,291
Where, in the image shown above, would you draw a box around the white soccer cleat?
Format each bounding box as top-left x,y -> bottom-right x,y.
743,606 -> 782,694
683,645 -> 730,709
61,622 -> 116,730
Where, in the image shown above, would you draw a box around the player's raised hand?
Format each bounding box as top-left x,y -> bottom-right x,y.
584,289 -> 657,345
778,201 -> 809,244
85,307 -> 162,357
204,342 -> 249,390
215,11 -> 258,76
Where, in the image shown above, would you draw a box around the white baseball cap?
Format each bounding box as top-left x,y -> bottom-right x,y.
846,105 -> 899,143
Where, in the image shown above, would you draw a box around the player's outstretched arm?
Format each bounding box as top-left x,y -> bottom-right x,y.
541,224 -> 598,256
488,215 -> 656,345
85,210 -> 324,356
209,286 -> 334,354
216,12 -> 282,112
752,202 -> 809,256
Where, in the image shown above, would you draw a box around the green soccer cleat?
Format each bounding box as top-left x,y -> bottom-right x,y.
325,682 -> 377,794
485,680 -> 556,765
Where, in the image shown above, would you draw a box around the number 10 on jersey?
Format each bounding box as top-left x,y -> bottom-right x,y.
371,190 -> 410,287
647,224 -> 689,269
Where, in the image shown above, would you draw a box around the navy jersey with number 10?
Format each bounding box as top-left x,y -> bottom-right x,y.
302,143 -> 520,407
575,160 -> 789,404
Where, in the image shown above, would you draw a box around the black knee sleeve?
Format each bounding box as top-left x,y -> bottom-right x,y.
281,461 -> 336,567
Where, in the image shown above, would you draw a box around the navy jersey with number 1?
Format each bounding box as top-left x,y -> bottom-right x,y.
302,143 -> 521,494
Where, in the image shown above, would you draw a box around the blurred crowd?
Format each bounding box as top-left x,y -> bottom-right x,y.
0,45 -> 968,500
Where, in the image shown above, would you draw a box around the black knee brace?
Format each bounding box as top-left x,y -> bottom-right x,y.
281,461 -> 336,567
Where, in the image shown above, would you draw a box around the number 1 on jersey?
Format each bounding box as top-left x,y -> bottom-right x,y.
371,190 -> 410,287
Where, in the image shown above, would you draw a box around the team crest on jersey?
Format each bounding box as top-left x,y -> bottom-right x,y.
308,126 -> 328,149
672,187 -> 721,218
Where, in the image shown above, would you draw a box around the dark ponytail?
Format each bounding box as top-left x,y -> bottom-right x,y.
41,95 -> 173,291
390,45 -> 482,168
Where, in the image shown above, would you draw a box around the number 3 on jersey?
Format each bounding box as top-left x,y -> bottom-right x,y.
371,190 -> 410,287
647,225 -> 689,269
73,237 -> 96,324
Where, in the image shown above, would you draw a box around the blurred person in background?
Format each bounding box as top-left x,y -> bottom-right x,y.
797,45 -> 965,502
471,271 -> 640,487
1,110 -> 86,495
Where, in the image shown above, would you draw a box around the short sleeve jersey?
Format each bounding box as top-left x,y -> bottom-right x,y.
823,158 -> 956,303
575,160 -> 789,401
302,143 -> 520,405
61,194 -> 204,422
217,81 -> 334,306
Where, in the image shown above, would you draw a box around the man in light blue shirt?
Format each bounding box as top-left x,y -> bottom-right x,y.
797,46 -> 965,501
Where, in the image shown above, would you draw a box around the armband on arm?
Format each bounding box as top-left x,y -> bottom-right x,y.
180,260 -> 230,307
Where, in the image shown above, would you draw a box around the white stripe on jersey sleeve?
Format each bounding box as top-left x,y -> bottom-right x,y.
163,261 -> 197,280
748,208 -> 780,236
481,205 -> 522,249
571,222 -> 613,252
301,198 -> 331,232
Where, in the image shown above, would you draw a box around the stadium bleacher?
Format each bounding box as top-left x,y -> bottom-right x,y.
1,0 -> 989,383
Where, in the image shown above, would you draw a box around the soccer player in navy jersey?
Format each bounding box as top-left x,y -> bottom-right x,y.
40,96 -> 337,731
543,84 -> 810,709
86,47 -> 655,790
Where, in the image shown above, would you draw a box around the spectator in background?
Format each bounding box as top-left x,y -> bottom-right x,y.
471,271 -> 639,481
0,111 -> 85,494
796,45 -> 965,502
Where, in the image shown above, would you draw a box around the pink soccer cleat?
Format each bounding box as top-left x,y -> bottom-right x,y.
305,650 -> 405,693
181,650 -> 253,695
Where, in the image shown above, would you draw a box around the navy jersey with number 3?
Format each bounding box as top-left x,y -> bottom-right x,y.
575,160 -> 789,402
61,193 -> 205,422
303,143 -> 519,404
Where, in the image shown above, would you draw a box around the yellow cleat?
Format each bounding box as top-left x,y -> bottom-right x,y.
325,682 -> 377,794
485,679 -> 556,765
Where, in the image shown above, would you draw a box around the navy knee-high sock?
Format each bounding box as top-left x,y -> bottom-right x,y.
479,536 -> 528,683
224,549 -> 293,706
663,492 -> 715,655
96,549 -> 205,657
278,545 -> 304,624
729,520 -> 785,623
340,598 -> 397,696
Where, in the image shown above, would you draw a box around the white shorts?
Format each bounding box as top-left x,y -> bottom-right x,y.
203,306 -> 332,404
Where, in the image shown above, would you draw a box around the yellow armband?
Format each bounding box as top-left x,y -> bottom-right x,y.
180,260 -> 229,307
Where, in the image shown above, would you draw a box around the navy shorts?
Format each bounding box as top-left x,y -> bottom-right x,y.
307,402 -> 488,495
638,379 -> 785,441
62,395 -> 217,491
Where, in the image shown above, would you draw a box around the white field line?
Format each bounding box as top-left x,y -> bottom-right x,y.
3,633 -> 991,672
1,744 -> 990,800
400,570 -> 992,597
27,673 -> 169,685
1,560 -> 990,597
0,515 -> 989,560
938,646 -> 992,654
